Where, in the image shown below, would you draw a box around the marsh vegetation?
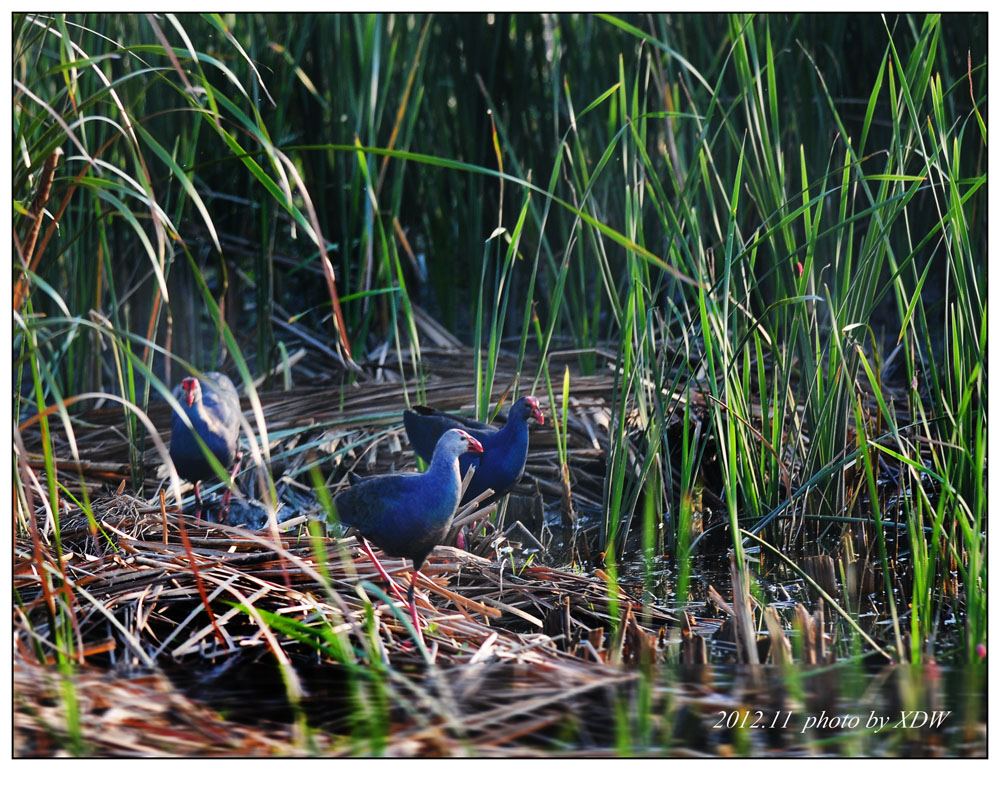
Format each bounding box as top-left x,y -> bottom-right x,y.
13,12 -> 987,756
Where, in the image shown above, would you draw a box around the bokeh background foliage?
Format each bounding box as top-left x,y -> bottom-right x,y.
15,13 -> 985,370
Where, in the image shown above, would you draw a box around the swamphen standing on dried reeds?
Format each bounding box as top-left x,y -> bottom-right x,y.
334,428 -> 483,627
169,372 -> 242,520
404,396 -> 544,506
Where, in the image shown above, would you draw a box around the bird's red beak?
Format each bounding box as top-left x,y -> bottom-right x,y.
527,396 -> 545,424
467,435 -> 484,454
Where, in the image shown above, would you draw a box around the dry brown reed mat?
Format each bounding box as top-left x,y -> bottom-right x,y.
14,488 -> 689,753
14,346 -> 698,755
16,342 -> 693,513
15,490 -> 675,660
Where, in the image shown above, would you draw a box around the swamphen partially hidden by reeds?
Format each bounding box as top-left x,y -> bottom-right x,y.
169,372 -> 242,521
334,428 -> 483,627
404,396 -> 544,506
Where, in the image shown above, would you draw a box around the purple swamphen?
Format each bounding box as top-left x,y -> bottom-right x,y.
334,428 -> 483,627
169,372 -> 242,521
403,396 -> 544,506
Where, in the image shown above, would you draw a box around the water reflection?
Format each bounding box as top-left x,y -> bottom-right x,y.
663,662 -> 986,757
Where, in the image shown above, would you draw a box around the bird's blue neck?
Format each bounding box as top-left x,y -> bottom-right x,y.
500,414 -> 529,451
428,443 -> 462,487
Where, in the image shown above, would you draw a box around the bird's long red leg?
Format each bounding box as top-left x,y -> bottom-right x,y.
406,575 -> 426,633
193,482 -> 204,521
358,538 -> 409,604
219,450 -> 243,523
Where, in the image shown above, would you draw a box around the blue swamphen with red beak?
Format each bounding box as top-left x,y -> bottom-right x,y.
403,396 -> 544,506
169,372 -> 242,521
334,428 -> 483,627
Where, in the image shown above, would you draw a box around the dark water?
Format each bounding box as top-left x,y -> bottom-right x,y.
164,649 -> 986,756
658,662 -> 986,757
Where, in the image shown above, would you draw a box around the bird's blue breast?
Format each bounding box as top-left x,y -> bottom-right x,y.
170,405 -> 235,481
335,466 -> 460,561
461,425 -> 528,500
